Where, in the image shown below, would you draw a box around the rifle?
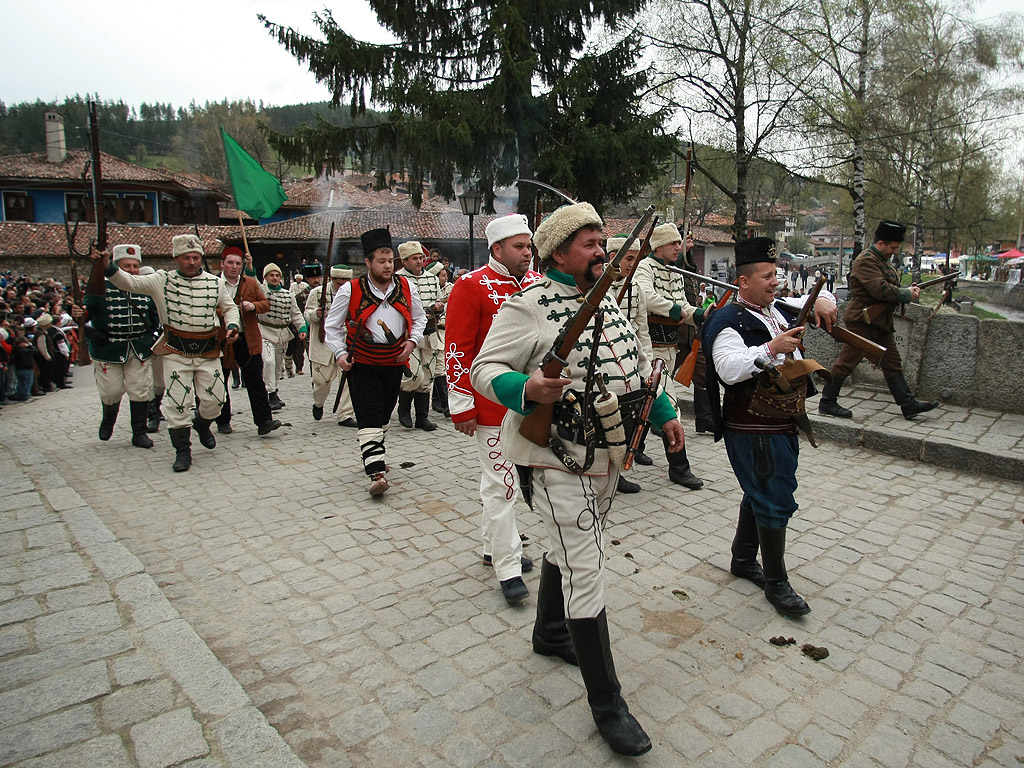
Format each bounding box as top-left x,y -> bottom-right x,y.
674,287 -> 733,386
861,270 -> 960,325
668,264 -> 889,367
519,205 -> 657,447
790,276 -> 826,344
63,211 -> 91,365
615,215 -> 659,305
318,222 -> 335,344
332,318 -> 362,413
623,359 -> 665,470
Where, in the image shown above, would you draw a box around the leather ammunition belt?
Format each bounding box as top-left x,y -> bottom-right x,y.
647,315 -> 680,346
157,328 -> 219,358
553,389 -> 646,448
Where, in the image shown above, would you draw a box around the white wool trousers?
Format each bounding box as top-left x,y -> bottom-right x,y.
160,353 -> 225,428
475,425 -> 524,582
532,464 -> 619,620
261,325 -> 290,394
310,361 -> 354,420
93,356 -> 153,405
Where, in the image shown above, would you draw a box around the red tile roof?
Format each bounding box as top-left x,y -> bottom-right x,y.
0,149 -> 225,198
0,222 -> 239,259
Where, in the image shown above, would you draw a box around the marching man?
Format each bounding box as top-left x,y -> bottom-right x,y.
304,264 -> 357,427
445,214 -> 542,604
93,234 -> 240,472
256,263 -> 306,411
396,241 -> 443,431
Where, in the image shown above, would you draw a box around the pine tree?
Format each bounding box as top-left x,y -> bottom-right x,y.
258,1 -> 673,213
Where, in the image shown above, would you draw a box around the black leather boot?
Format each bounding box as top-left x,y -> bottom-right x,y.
398,391 -> 414,428
432,375 -> 450,416
757,524 -> 810,617
729,501 -> 764,587
818,376 -> 852,418
566,610 -> 652,756
886,374 -> 938,420
532,555 -> 577,665
268,391 -> 285,411
192,416 -> 216,449
129,401 -> 153,449
147,393 -> 163,433
664,434 -> 702,489
169,427 -> 192,472
414,392 -> 436,431
99,402 -> 120,441
693,387 -> 715,433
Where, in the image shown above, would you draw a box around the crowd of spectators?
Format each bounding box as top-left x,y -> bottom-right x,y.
0,270 -> 79,407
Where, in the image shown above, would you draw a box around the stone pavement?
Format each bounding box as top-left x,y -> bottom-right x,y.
1,367 -> 1022,767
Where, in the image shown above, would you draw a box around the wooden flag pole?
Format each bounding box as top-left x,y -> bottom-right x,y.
237,211 -> 251,256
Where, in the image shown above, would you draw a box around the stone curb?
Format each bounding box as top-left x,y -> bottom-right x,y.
675,397 -> 1023,481
0,425 -> 307,768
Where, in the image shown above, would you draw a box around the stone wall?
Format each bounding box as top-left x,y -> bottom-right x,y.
803,300 -> 1024,414
955,279 -> 1024,311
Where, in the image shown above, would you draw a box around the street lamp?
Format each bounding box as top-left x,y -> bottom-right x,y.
459,188 -> 483,270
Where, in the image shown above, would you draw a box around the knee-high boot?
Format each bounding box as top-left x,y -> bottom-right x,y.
398,391 -> 414,428
886,374 -> 938,420
192,415 -> 216,449
566,610 -> 652,756
414,392 -> 436,431
757,524 -> 810,616
729,501 -> 764,587
818,376 -> 852,418
129,401 -> 154,449
147,392 -> 163,433
692,387 -> 715,433
664,433 -> 702,489
532,554 -> 577,665
169,427 -> 192,472
431,375 -> 450,416
99,402 -> 120,441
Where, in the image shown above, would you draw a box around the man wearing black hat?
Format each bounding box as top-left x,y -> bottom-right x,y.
818,220 -> 938,420
703,237 -> 837,618
324,227 -> 426,496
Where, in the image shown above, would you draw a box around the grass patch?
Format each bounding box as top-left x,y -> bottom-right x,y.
971,305 -> 1005,320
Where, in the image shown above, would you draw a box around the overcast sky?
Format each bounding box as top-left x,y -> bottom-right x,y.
2,0 -> 1019,110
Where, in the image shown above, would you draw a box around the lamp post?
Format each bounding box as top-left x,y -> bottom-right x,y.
459,188 -> 483,270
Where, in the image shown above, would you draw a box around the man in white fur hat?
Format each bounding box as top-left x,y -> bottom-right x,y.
425,259 -> 451,417
631,221 -> 706,490
396,241 -> 442,431
445,214 -> 542,605
256,262 -> 306,411
471,202 -> 685,757
73,243 -> 160,449
93,234 -> 240,472
304,263 -> 357,427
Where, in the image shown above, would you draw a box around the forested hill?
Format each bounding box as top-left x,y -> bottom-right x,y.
0,96 -> 373,181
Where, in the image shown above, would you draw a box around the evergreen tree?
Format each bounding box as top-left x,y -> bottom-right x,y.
259,1 -> 674,213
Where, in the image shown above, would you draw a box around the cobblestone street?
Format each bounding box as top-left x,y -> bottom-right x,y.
1,367 -> 1022,767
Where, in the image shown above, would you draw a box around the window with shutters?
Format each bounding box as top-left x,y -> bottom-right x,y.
3,191 -> 34,222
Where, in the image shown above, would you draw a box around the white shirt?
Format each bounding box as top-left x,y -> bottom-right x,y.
324,276 -> 426,362
711,291 -> 836,385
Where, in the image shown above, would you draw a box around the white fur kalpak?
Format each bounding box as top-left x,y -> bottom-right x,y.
398,241 -> 424,260
485,214 -> 532,248
650,223 -> 682,251
533,202 -> 603,261
112,244 -> 142,263
606,236 -> 640,255
172,234 -> 204,258
263,262 -> 282,278
330,265 -> 353,279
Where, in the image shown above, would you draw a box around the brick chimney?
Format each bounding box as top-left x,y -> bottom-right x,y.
45,111 -> 67,163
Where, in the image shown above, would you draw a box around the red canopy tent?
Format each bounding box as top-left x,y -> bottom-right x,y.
997,247 -> 1024,259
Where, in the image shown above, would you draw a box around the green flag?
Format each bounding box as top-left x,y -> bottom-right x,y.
220,127 -> 287,220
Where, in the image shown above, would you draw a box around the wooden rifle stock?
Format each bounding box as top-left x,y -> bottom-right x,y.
318,222 -> 335,343
861,271 -> 959,324
675,289 -> 733,386
829,325 -> 886,366
615,216 -> 659,305
624,358 -> 665,470
70,261 -> 91,366
519,206 -> 656,447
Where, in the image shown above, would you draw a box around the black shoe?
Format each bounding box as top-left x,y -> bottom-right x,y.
217,422 -> 233,434
257,419 -> 282,435
415,417 -> 437,431
617,476 -> 641,494
818,399 -> 853,418
887,374 -> 938,420
270,400 -> 284,412
730,558 -> 766,588
413,392 -> 435,430
730,501 -> 764,587
758,524 -> 810,617
268,391 -> 285,410
398,391 -> 414,428
482,554 -> 533,572
765,579 -> 811,617
668,465 -> 703,489
338,417 -> 358,428
312,404 -> 323,421
501,577 -> 529,604
633,451 -> 654,466
399,412 -> 414,428
231,382 -> 241,390
192,417 -> 216,449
